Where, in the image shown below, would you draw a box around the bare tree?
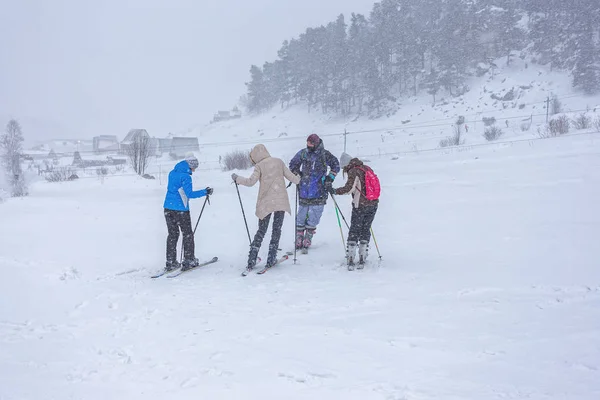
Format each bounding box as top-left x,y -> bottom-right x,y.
572,113 -> 591,130
221,150 -> 252,171
126,134 -> 152,175
0,119 -> 28,197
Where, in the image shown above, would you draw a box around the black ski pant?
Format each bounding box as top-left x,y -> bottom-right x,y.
248,211 -> 285,268
165,208 -> 195,264
347,204 -> 378,243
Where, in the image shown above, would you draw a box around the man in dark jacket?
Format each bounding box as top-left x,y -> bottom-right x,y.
163,153 -> 213,272
289,134 -> 340,251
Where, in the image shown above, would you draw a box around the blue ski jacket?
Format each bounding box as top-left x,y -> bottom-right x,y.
163,160 -> 207,211
289,140 -> 340,204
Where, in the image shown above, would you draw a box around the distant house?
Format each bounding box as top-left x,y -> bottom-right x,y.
169,137 -> 200,158
211,106 -> 242,123
93,135 -> 119,153
158,137 -> 173,154
231,106 -> 242,118
121,129 -> 149,146
120,129 -> 158,155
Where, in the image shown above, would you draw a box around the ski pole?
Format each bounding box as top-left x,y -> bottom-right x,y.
334,203 -> 346,252
370,227 -> 382,260
294,185 -> 298,264
192,194 -> 210,235
181,194 -> 210,263
330,193 -> 350,229
234,182 -> 252,245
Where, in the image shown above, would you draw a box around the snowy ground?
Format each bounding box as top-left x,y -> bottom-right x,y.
1,132 -> 600,399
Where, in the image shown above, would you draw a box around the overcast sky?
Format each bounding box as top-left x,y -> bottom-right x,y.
0,0 -> 376,143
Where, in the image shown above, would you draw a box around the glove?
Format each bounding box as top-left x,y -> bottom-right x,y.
292,170 -> 302,178
325,181 -> 334,194
231,173 -> 238,182
205,187 -> 214,196
321,173 -> 335,184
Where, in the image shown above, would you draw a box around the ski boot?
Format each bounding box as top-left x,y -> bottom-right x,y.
295,228 -> 305,250
346,241 -> 357,271
265,244 -> 279,268
246,246 -> 260,271
302,228 -> 315,254
358,240 -> 369,269
181,258 -> 200,272
164,260 -> 180,273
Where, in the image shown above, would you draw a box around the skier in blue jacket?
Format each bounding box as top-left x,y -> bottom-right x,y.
163,153 -> 213,272
289,134 -> 340,251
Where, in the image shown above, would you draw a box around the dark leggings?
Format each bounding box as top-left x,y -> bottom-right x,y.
248,211 -> 285,267
347,204 -> 378,243
165,209 -> 195,263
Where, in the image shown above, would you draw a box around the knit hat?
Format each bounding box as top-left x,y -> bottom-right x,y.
307,133 -> 320,146
185,152 -> 199,170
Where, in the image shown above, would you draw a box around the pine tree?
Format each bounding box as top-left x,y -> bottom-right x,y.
347,13 -> 373,113
246,65 -> 268,113
571,1 -> 600,94
434,0 -> 474,96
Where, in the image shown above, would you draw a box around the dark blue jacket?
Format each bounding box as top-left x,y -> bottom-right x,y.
289,140 -> 340,204
163,160 -> 207,211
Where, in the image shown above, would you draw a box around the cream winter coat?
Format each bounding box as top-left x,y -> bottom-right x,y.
235,144 -> 301,220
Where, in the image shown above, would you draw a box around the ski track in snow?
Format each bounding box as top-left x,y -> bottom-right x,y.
1,135 -> 600,399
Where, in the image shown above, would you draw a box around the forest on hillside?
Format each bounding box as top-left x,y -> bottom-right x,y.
244,0 -> 600,117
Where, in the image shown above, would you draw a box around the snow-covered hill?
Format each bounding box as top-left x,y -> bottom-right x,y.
183,56 -> 600,171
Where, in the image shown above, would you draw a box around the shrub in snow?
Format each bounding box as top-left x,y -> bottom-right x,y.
594,116 -> 600,133
550,116 -> 570,135
572,113 -> 591,130
97,167 -> 108,176
439,128 -> 464,148
222,150 -> 253,171
539,116 -> 570,138
482,116 -> 496,126
46,167 -> 76,182
439,138 -> 451,148
484,126 -> 504,141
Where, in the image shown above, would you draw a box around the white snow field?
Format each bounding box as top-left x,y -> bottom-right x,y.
2,132 -> 600,399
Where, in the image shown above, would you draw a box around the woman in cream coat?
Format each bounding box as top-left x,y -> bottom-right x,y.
232,144 -> 300,270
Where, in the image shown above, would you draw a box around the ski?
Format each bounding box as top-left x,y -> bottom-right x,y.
151,266 -> 180,279
240,256 -> 263,277
166,256 -> 218,278
242,253 -> 291,276
256,254 -> 290,274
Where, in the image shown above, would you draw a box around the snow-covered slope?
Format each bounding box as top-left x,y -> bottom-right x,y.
1,128 -> 600,398
185,56 -> 600,171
